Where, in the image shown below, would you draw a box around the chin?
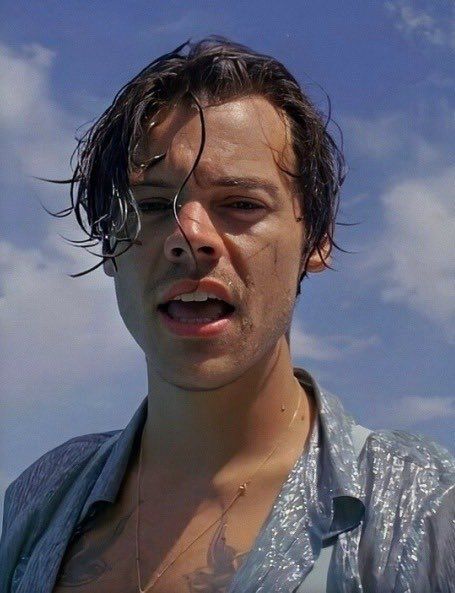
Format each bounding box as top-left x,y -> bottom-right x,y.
153,356 -> 247,391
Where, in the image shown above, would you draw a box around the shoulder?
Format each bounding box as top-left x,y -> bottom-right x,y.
2,430 -> 119,532
362,428 -> 455,476
357,430 -> 455,589
360,428 -> 454,505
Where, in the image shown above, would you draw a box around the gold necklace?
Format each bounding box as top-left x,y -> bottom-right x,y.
135,387 -> 303,593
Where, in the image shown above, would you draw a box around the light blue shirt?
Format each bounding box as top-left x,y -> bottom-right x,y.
1,367 -> 454,592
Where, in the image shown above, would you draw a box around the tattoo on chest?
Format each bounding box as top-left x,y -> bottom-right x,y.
56,510 -> 248,591
184,522 -> 248,593
56,509 -> 135,587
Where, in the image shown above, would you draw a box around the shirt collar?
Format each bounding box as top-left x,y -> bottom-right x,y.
78,397 -> 147,523
79,366 -> 365,541
293,367 -> 365,543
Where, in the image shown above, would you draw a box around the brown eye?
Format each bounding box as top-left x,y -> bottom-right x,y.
226,201 -> 263,210
138,200 -> 172,213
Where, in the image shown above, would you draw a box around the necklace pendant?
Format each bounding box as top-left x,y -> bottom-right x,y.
238,483 -> 247,495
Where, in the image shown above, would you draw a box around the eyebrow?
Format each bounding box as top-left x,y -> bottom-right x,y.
131,176 -> 280,200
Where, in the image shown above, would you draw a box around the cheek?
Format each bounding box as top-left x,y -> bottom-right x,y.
243,241 -> 297,349
114,273 -> 138,323
113,256 -> 146,316
258,233 -> 300,288
270,242 -> 300,307
236,236 -> 298,318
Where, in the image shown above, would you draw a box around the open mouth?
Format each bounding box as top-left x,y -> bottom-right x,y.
157,299 -> 236,324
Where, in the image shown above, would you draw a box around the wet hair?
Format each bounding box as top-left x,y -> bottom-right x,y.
44,36 -> 350,296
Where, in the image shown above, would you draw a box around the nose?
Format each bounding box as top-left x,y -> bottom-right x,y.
163,200 -> 225,270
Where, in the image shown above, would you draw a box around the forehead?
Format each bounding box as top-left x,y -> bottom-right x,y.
130,95 -> 296,187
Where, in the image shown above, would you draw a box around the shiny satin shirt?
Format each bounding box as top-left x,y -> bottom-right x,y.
1,367 -> 454,593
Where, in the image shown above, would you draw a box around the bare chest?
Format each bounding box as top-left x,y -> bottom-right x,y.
52,495 -> 262,593
52,395 -> 312,593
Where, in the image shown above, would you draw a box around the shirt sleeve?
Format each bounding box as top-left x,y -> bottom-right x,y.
398,481 -> 455,593
423,484 -> 455,593
0,482 -> 14,539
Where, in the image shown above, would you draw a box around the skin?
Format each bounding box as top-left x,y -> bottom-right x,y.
56,504 -> 248,590
103,94 -> 329,508
53,95 -> 331,592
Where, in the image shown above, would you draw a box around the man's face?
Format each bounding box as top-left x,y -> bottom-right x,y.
104,95 -> 321,389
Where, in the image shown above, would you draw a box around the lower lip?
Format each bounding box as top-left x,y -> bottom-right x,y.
157,308 -> 234,337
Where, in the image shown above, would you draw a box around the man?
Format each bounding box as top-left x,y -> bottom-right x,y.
1,37 -> 453,593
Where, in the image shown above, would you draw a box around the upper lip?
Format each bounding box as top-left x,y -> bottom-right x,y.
158,279 -> 236,307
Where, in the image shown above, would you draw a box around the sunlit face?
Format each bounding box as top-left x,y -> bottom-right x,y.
104,95 -> 325,389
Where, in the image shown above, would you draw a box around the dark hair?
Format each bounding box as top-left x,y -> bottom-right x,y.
45,36 -> 349,295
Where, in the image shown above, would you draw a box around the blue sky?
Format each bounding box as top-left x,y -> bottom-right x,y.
0,0 -> 454,511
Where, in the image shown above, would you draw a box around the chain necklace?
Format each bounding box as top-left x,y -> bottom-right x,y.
135,386 -> 303,592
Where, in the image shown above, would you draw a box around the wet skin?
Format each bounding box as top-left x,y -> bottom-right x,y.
63,94 -> 328,591
103,95 -> 327,475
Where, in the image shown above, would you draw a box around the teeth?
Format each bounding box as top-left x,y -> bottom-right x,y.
174,291 -> 222,302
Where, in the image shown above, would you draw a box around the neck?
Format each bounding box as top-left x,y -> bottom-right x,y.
142,336 -> 312,480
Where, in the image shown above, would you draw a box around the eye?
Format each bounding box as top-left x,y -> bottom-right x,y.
137,200 -> 172,213
225,200 -> 263,210
136,199 -> 265,215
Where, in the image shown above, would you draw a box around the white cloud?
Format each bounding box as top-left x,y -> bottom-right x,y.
290,322 -> 380,361
361,166 -> 455,342
343,192 -> 369,208
0,41 -> 130,515
344,101 -> 455,342
0,42 -> 142,408
343,112 -> 440,165
383,395 -> 455,427
148,12 -> 195,36
344,113 -> 402,159
0,234 -> 140,407
385,0 -> 455,49
0,42 -> 82,209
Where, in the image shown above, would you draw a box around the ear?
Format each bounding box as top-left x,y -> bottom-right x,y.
300,236 -> 332,275
103,257 -> 116,277
102,241 -> 115,278
102,235 -> 117,277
